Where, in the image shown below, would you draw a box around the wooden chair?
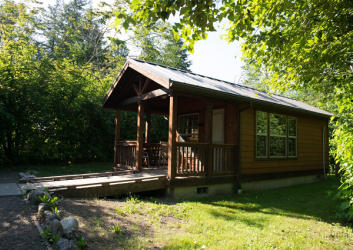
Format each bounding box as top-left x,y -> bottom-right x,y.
142,151 -> 150,168
159,141 -> 168,167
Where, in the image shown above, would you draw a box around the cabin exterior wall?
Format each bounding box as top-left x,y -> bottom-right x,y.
241,105 -> 329,180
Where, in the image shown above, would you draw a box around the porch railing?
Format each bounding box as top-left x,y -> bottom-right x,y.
175,142 -> 237,177
115,141 -> 136,169
115,141 -> 237,176
212,143 -> 237,174
176,142 -> 208,176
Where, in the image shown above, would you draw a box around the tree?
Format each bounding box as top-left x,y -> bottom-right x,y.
131,21 -> 191,71
113,0 -> 353,219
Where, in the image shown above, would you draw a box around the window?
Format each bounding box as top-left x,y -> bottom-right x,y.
255,111 -> 297,158
178,113 -> 198,142
256,111 -> 267,158
269,114 -> 287,157
288,116 -> 297,157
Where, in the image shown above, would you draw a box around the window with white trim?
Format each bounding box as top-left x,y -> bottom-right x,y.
256,111 -> 268,158
255,111 -> 297,158
178,113 -> 199,142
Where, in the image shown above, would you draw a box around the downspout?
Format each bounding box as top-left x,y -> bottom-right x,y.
323,126 -> 326,180
237,102 -> 252,194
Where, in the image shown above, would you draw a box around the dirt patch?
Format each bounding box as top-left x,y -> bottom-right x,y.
58,197 -> 186,249
0,196 -> 46,250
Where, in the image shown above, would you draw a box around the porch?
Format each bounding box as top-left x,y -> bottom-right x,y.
111,79 -> 240,183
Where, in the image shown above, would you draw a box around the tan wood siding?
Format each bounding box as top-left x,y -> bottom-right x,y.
241,106 -> 330,175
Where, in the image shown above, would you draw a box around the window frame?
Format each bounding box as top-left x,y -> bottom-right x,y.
256,111 -> 268,158
255,111 -> 297,159
178,113 -> 199,142
288,116 -> 297,158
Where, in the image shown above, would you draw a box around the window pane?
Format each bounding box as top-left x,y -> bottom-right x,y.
256,135 -> 267,157
289,138 -> 297,157
288,117 -> 297,137
256,111 -> 267,134
270,136 -> 286,157
270,114 -> 286,136
178,114 -> 198,142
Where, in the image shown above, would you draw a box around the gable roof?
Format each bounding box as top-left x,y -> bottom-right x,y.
102,58 -> 334,118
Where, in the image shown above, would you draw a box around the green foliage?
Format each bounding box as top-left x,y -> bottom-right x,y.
40,227 -> 60,246
115,207 -> 127,216
132,21 -> 192,71
110,225 -> 124,234
51,206 -> 61,217
36,194 -> 61,207
76,237 -> 88,249
0,0 -> 122,166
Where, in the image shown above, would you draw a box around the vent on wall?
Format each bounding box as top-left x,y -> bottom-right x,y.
197,187 -> 208,194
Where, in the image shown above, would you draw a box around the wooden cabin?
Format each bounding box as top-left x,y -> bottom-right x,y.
102,58 -> 334,199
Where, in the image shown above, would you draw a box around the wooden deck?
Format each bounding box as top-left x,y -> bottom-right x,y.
21,169 -> 168,198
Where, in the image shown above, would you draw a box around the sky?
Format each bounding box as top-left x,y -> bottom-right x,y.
37,0 -> 244,83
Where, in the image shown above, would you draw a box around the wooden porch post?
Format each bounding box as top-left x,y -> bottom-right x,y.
114,109 -> 121,167
136,101 -> 145,171
168,93 -> 177,180
205,100 -> 213,177
145,111 -> 151,145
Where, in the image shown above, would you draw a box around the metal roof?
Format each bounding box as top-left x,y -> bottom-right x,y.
104,58 -> 334,118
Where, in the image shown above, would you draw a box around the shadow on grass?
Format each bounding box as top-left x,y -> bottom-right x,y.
194,176 -> 343,229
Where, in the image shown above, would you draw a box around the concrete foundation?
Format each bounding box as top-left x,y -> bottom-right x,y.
169,183 -> 234,200
242,175 -> 322,191
168,175 -> 322,200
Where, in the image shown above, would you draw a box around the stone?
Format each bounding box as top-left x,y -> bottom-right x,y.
40,210 -> 60,226
38,203 -> 52,213
20,174 -> 36,182
63,228 -> 82,242
18,172 -> 26,178
48,219 -> 64,238
28,190 -> 51,206
60,217 -> 79,231
55,237 -> 77,250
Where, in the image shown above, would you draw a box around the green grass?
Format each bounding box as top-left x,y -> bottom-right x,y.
134,176 -> 351,249
1,162 -> 113,177
59,175 -> 353,249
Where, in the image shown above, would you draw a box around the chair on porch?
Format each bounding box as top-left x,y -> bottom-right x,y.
142,151 -> 150,168
159,141 -> 168,167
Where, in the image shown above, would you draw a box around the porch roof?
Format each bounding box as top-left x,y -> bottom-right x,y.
102,58 -> 334,118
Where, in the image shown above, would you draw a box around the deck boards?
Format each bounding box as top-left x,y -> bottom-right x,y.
21,169 -> 168,198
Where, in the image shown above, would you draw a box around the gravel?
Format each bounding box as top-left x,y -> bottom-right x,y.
0,196 -> 46,250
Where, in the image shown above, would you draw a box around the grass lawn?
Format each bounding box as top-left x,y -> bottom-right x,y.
1,162 -> 114,177
57,175 -> 353,250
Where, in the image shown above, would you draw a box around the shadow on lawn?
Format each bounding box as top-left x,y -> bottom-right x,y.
196,176 -> 343,229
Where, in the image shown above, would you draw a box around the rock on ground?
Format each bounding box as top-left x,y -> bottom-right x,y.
48,219 -> 64,238
39,210 -> 60,226
55,238 -> 77,250
60,217 -> 79,231
63,228 -> 82,242
28,190 -> 51,207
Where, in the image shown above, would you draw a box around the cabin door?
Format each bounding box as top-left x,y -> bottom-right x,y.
212,109 -> 224,143
213,109 -> 224,170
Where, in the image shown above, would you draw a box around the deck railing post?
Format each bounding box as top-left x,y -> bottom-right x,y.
114,109 -> 121,167
168,93 -> 177,180
136,101 -> 145,171
205,100 -> 213,177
